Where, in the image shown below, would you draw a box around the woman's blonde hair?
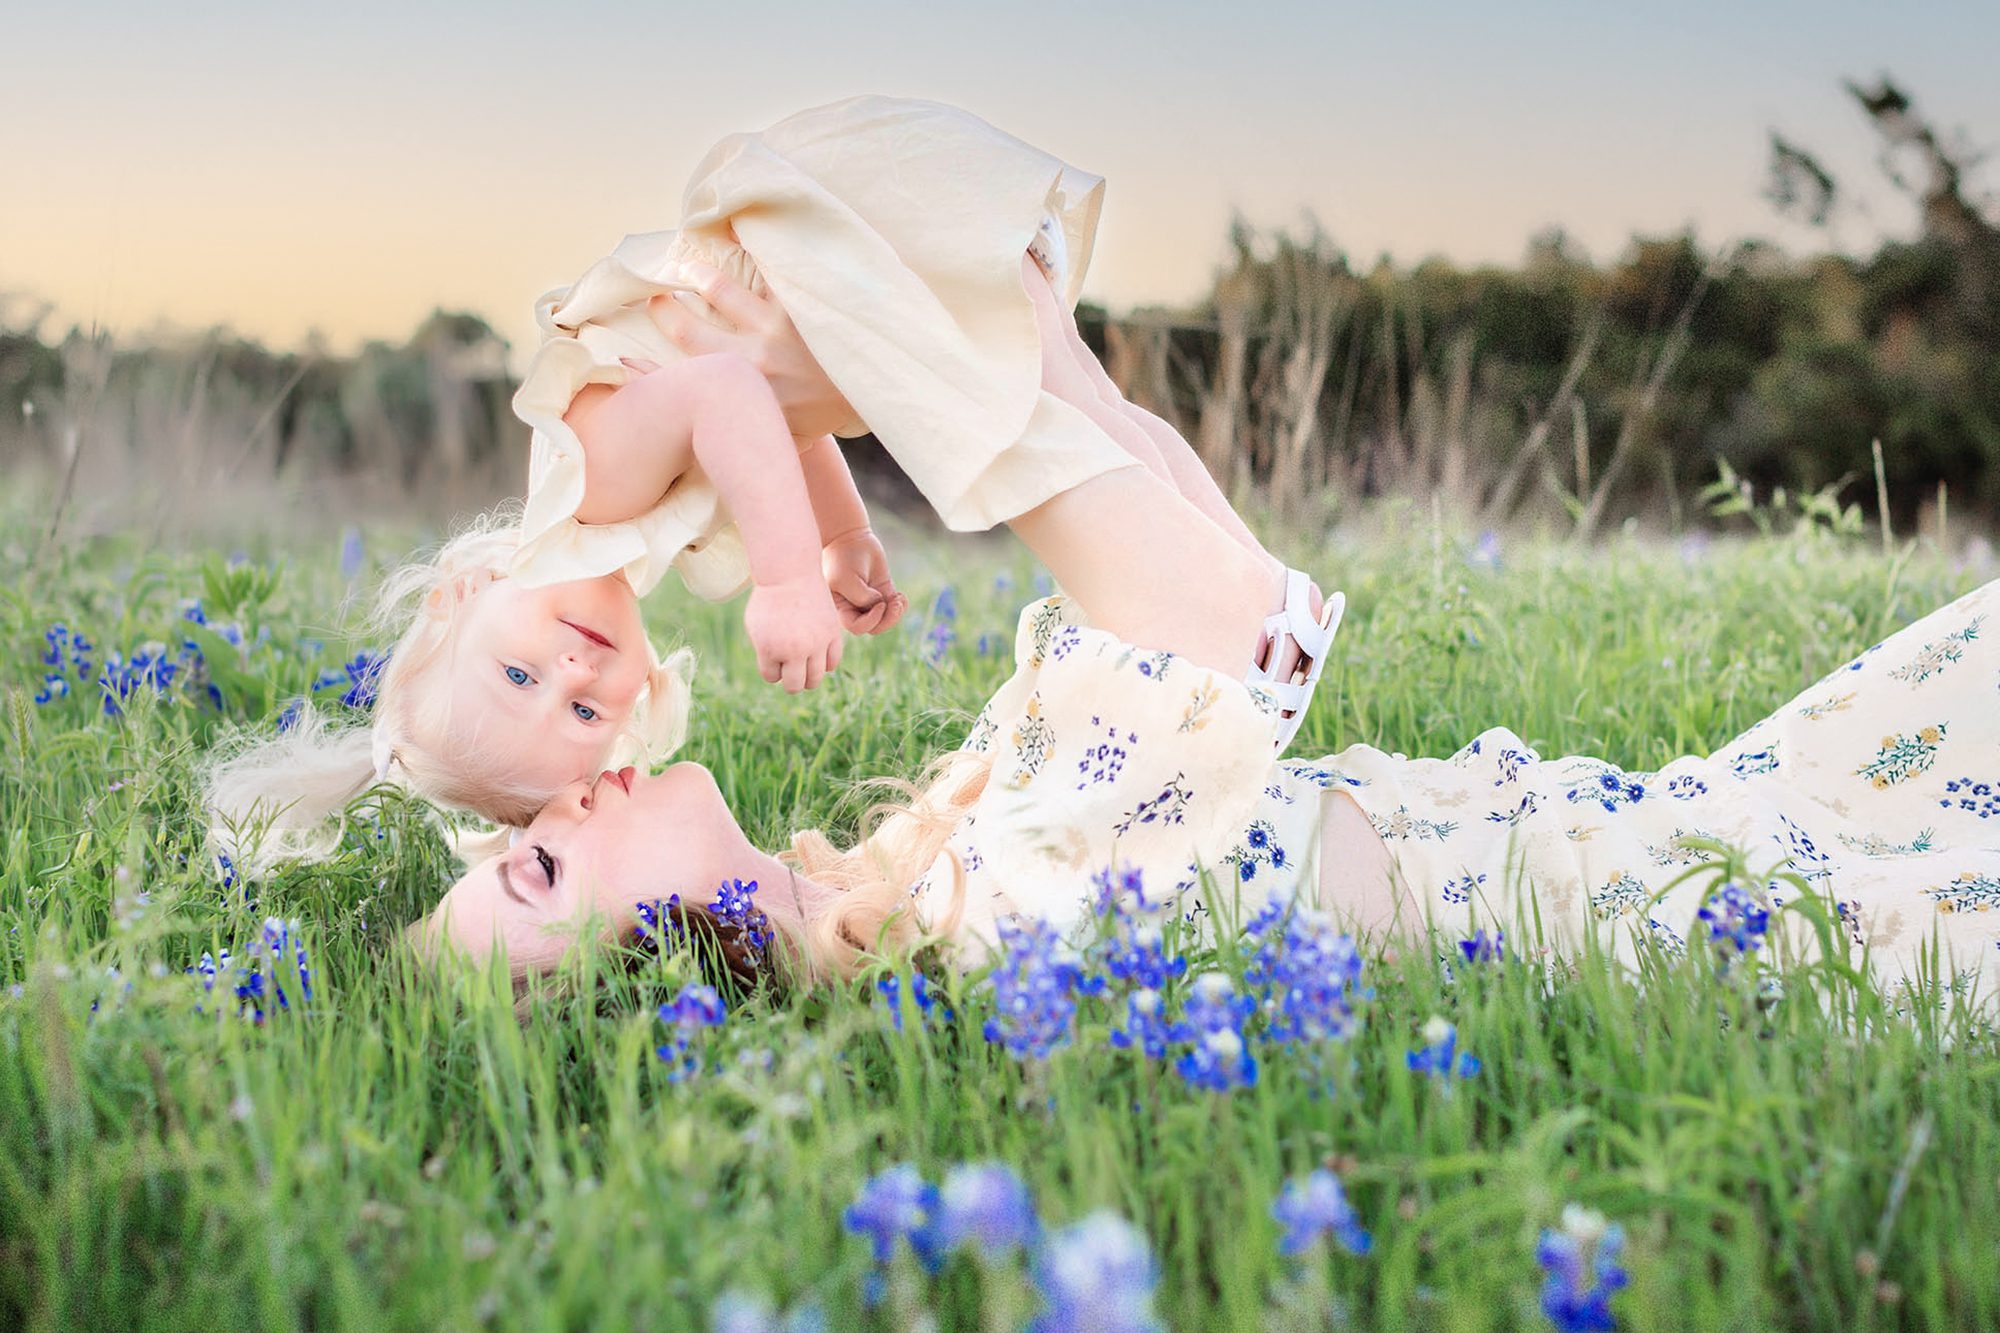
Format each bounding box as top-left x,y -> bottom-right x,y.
778,748 -> 991,977
206,510 -> 694,871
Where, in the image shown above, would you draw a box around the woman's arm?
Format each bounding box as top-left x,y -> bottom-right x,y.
564,354 -> 842,691
645,265 -> 858,440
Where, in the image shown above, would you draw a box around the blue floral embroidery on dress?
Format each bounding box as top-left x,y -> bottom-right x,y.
1665,774 -> 1708,800
1774,812 -> 1832,882
1564,766 -> 1647,813
1939,777 -> 2000,819
1485,792 -> 1541,825
1115,774 -> 1193,836
1731,744 -> 1781,778
1441,871 -> 1486,905
1925,873 -> 2000,914
1644,917 -> 1687,957
962,846 -> 984,873
1262,780 -> 1297,805
1050,625 -> 1084,661
1493,745 -> 1537,786
1225,820 -> 1288,881
1075,715 -> 1138,789
1589,872 -> 1650,921
1856,724 -> 1945,788
1285,763 -> 1368,789
1134,650 -> 1173,680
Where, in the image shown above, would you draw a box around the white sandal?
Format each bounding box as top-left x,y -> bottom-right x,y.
1247,568 -> 1345,752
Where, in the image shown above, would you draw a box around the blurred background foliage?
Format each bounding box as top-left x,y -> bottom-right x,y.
3,77 -> 1995,545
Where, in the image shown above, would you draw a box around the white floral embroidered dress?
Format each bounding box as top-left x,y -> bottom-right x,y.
928,583 -> 2000,1007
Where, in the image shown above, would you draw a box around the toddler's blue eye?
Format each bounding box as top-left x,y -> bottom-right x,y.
504,666 -> 531,686
572,702 -> 598,722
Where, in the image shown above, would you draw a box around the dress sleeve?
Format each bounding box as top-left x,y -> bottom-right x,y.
508,231 -> 755,603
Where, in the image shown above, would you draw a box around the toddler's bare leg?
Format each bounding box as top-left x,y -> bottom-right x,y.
1047,291 -> 1278,569
1009,465 -> 1273,677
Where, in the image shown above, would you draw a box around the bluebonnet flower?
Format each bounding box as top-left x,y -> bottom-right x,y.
1243,904 -> 1367,1046
1459,930 -> 1506,965
1029,1210 -> 1161,1333
931,587 -> 958,624
1099,918 -> 1184,992
1092,865 -> 1154,915
1535,1204 -> 1628,1332
710,1290 -> 826,1333
1697,884 -> 1770,961
711,878 -> 771,962
1271,1169 -> 1371,1257
96,646 -> 181,716
275,698 -> 305,732
1406,1016 -> 1480,1080
216,851 -> 238,891
1468,529 -> 1503,571
976,632 -> 1002,656
1108,988 -> 1176,1060
845,1164 -> 939,1302
656,983 -> 725,1080
202,919 -> 311,1024
878,972 -> 946,1033
632,895 -> 685,948
982,917 -> 1101,1061
1175,972 -> 1256,1092
339,650 -> 386,710
932,1162 -> 1038,1259
33,674 -> 69,705
923,620 -> 956,663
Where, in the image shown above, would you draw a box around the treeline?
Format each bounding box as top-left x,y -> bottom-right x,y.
3,78 -> 1994,537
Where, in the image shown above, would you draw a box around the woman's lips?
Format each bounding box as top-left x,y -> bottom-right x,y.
561,619 -> 614,650
612,766 -> 634,794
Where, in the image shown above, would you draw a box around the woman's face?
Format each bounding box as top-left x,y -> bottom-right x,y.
448,573 -> 653,798
425,763 -> 709,967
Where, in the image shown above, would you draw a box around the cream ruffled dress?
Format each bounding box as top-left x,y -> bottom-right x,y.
920,584 -> 2000,1011
509,96 -> 1133,598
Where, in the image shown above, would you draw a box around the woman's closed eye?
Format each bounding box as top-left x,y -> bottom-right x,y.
532,843 -> 558,887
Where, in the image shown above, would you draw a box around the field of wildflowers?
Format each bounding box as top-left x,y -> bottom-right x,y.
2,505 -> 1998,1330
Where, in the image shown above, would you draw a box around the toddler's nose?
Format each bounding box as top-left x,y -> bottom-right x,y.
557,653 -> 599,685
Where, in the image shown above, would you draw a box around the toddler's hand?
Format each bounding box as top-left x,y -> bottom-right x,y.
822,529 -> 908,635
745,573 -> 844,692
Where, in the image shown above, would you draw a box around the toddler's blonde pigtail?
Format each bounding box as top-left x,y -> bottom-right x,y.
628,646 -> 697,763
206,704 -> 383,873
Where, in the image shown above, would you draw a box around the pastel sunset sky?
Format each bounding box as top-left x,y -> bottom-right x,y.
5,0 -> 1992,355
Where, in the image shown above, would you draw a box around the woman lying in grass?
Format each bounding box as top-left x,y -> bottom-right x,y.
421,271 -> 2000,1008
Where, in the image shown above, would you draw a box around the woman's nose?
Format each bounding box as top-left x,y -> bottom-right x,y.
548,780 -> 594,822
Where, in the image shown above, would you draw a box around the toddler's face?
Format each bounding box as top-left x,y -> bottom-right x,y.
449,573 -> 652,798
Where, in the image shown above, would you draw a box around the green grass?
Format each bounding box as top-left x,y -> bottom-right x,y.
2,513 -> 1997,1332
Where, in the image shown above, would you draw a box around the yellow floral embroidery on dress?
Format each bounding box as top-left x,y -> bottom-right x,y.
1008,694 -> 1055,789
1799,692 -> 1856,720
1179,677 -> 1220,734
1855,724 -> 1948,788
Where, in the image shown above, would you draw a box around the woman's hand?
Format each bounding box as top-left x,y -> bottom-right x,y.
821,529 -> 908,635
744,572 -> 844,692
646,263 -> 860,440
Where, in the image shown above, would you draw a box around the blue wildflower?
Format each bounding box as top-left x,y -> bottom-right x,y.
656,982 -> 726,1080
845,1164 -> 940,1301
981,917 -> 1100,1061
711,878 -> 771,961
1697,884 -> 1769,962
1243,904 -> 1367,1046
339,650 -> 386,710
1406,1015 -> 1481,1080
1272,1168 -> 1371,1257
1108,988 -> 1176,1060
1459,930 -> 1505,965
1536,1205 -> 1628,1332
1029,1211 -> 1161,1333
932,1162 -> 1038,1259
1174,972 -> 1256,1092
33,674 -> 69,705
931,587 -> 958,623
976,632 -> 1002,656
633,895 -> 684,948
339,526 -> 366,581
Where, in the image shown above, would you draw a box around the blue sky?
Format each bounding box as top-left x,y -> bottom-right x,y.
4,0 -> 1992,351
